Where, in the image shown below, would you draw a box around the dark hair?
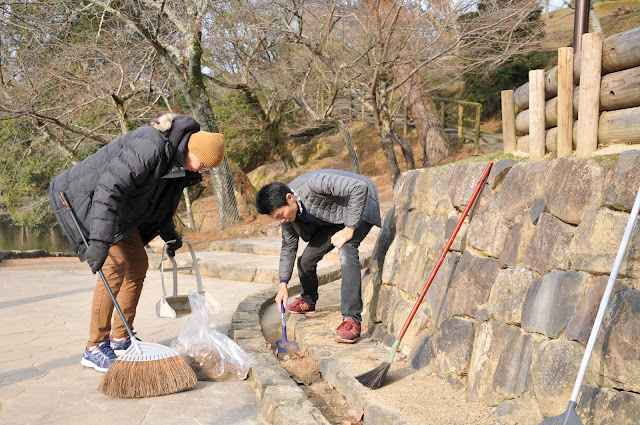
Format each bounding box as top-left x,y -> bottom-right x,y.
255,182 -> 292,215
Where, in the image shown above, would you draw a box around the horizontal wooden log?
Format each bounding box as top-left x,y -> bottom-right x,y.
603,27 -> 640,73
514,68 -> 557,110
515,98 -> 563,133
599,106 -> 640,145
517,135 -> 529,152
515,109 -> 528,133
545,126 -> 577,155
515,27 -> 640,109
600,65 -> 640,110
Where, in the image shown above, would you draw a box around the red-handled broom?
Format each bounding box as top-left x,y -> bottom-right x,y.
59,191 -> 198,398
356,162 -> 493,390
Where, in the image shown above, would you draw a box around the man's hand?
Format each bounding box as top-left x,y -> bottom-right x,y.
330,227 -> 355,249
163,230 -> 183,257
275,282 -> 289,311
85,240 -> 110,274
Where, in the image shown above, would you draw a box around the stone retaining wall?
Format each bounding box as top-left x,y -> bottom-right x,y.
362,151 -> 640,424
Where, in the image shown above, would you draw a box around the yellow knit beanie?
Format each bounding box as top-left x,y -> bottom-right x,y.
187,131 -> 225,168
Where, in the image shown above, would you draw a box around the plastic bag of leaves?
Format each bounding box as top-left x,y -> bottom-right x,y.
170,292 -> 252,381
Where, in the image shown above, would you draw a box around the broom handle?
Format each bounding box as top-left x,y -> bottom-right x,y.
568,182 -> 640,404
396,162 -> 493,342
58,191 -> 139,345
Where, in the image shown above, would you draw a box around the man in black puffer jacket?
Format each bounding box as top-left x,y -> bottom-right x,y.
49,113 -> 224,372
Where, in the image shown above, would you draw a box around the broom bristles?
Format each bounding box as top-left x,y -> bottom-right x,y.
355,362 -> 391,390
98,355 -> 198,398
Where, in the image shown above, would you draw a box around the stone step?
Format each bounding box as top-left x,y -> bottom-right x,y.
209,236 -> 376,261
148,250 -> 343,285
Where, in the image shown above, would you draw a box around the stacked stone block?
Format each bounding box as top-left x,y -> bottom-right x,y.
362,151 -> 640,424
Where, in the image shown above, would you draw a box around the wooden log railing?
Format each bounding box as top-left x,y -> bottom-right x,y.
503,26 -> 640,158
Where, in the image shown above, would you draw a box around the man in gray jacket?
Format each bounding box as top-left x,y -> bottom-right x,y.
255,169 -> 381,343
49,113 -> 224,372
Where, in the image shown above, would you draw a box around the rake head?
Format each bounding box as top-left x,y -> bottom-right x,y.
539,402 -> 583,425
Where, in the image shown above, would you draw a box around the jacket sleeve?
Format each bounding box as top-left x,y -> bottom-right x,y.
278,222 -> 299,283
307,173 -> 368,229
89,139 -> 163,243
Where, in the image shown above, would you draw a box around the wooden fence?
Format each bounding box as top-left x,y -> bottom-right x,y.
501,26 -> 640,159
333,95 -> 482,152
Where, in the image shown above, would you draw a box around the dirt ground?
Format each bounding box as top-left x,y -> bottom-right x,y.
276,348 -> 514,425
280,352 -> 365,425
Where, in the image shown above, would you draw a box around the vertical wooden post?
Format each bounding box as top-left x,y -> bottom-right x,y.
529,69 -> 546,160
458,104 -> 464,146
576,32 -> 603,158
440,101 -> 446,127
474,104 -> 482,154
361,104 -> 365,120
348,92 -> 353,120
557,47 -> 574,158
501,90 -> 517,153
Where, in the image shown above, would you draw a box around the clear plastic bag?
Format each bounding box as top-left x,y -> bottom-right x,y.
170,292 -> 252,381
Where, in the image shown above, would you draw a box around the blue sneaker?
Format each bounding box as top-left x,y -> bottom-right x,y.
110,335 -> 131,356
80,341 -> 116,372
110,335 -> 139,356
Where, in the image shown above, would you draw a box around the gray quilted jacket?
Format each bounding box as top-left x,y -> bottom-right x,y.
279,169 -> 381,283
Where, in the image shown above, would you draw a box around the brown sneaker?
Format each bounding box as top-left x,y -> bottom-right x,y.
287,297 -> 316,314
334,318 -> 361,343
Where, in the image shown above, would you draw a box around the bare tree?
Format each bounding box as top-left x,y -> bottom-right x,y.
274,0 -> 544,184
89,0 -> 241,228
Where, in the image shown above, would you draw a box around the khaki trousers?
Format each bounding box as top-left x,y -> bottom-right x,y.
88,228 -> 148,347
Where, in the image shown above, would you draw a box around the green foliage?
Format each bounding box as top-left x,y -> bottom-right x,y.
463,51 -> 555,118
210,91 -> 272,172
0,118 -> 65,230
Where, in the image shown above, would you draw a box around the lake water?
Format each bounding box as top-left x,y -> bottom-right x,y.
0,217 -> 72,252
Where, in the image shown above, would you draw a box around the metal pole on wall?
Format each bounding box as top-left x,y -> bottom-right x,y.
573,0 -> 591,52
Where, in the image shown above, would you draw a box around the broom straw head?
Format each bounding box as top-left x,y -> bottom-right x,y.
356,361 -> 391,390
98,355 -> 197,398
356,339 -> 400,389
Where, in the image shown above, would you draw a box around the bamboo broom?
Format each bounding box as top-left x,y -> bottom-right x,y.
356,162 -> 493,390
59,191 -> 198,398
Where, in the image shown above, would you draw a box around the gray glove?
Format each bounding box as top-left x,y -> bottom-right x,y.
163,231 -> 183,257
85,240 -> 110,274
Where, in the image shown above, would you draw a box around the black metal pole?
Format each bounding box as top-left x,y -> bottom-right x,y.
573,0 -> 591,52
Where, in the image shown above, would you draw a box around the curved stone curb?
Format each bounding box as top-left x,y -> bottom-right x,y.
230,280 -> 332,425
229,257 -> 394,425
0,249 -> 75,262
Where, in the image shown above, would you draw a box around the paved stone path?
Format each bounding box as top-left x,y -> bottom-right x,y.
0,256 -> 269,425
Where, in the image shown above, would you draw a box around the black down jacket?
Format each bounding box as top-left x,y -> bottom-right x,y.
49,115 -> 202,260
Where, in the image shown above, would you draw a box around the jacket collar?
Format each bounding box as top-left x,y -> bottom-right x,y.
163,115 -> 200,179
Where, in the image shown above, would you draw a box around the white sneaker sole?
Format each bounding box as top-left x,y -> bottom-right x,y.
80,358 -> 110,373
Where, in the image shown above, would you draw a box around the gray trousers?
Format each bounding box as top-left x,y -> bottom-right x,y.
296,221 -> 373,323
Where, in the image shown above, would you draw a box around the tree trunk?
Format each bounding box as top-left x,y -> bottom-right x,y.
380,118 -> 401,186
266,117 -> 296,170
392,132 -> 415,170
184,78 -> 241,229
394,64 -> 449,167
336,119 -> 361,174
